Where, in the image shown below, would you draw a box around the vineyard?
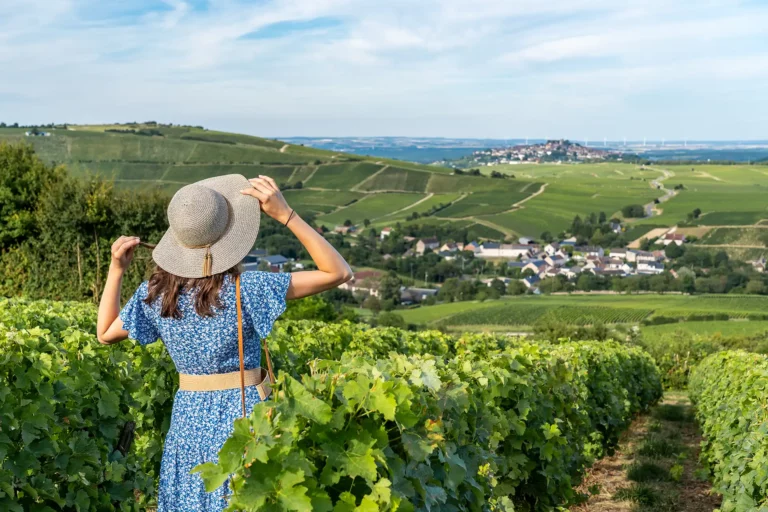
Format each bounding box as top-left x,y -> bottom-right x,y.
0,298 -> 663,511
405,293 -> 768,330
689,352 -> 768,511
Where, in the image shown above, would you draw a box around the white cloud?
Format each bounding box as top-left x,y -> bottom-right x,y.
1,0 -> 767,138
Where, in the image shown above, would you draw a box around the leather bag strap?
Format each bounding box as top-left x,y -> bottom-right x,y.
236,275 -> 246,418
235,273 -> 277,418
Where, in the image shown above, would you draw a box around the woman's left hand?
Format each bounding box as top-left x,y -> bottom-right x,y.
241,175 -> 293,224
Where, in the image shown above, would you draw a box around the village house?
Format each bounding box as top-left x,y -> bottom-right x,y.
544,254 -> 567,267
637,261 -> 665,275
400,287 -> 438,305
632,250 -> 657,263
380,227 -> 393,240
560,237 -> 578,247
575,246 -> 605,258
660,233 -> 686,246
334,225 -> 355,235
609,248 -> 630,260
544,242 -> 560,256
560,267 -> 583,279
440,242 -> 464,253
522,275 -> 541,289
523,259 -> 548,275
338,270 -> 383,297
477,243 -> 534,259
262,255 -> 290,271
415,237 -> 440,255
464,241 -> 482,253
518,237 -> 535,245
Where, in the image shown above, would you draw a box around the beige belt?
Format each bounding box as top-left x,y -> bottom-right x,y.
178,368 -> 272,400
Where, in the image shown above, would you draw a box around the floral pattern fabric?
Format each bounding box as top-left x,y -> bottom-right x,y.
120,270 -> 291,511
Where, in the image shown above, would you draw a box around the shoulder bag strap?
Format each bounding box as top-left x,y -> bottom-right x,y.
236,274 -> 246,418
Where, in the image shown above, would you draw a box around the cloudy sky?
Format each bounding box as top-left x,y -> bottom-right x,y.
2,0 -> 766,139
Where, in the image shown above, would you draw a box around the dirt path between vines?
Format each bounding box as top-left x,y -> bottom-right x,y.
572,393 -> 720,512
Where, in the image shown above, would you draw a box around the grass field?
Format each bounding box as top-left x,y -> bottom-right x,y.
374,193 -> 461,225
356,166 -> 432,192
307,162 -> 383,189
316,192 -> 426,226
482,164 -> 663,236
697,227 -> 768,246
399,293 -> 768,329
283,189 -> 366,217
631,165 -> 768,227
640,320 -> 768,338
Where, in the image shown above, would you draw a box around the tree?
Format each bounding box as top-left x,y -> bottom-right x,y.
507,280 -> 527,295
540,231 -> 553,243
363,219 -> 371,227
746,279 -> 766,295
343,219 -> 352,227
378,272 -> 403,305
598,211 -> 607,224
621,204 -> 646,218
362,295 -> 382,314
376,312 -> 406,328
664,242 -> 685,259
490,279 -> 507,296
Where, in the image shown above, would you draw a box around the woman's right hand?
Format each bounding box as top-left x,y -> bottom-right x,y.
110,236 -> 140,271
241,175 -> 293,224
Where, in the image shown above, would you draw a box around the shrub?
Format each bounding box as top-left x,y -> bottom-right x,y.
689,351 -> 768,511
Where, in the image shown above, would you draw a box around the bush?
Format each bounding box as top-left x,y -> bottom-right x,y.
196,341 -> 661,511
689,351 -> 768,511
0,299 -> 662,511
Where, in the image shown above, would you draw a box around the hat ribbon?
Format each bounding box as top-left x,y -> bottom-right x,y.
185,244 -> 213,277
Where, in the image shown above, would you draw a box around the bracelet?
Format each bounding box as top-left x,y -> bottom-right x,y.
284,209 -> 296,227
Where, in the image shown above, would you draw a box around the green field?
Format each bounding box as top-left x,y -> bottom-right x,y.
282,189 -> 366,217
316,192 -> 426,226
356,166 -> 432,192
399,293 -> 768,329
7,126 -> 768,240
374,193 -> 461,225
697,226 -> 768,246
641,320 -> 768,338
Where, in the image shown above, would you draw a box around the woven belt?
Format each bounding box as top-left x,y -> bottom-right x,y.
178,367 -> 272,401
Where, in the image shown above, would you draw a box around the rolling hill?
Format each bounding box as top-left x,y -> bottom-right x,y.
4,124 -> 768,243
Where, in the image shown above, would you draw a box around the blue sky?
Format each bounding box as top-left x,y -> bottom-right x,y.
1,0 -> 767,139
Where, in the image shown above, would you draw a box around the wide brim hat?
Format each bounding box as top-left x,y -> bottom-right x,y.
153,174 -> 260,278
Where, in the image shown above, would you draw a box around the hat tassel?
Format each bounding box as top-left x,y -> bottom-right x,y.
202,246 -> 213,277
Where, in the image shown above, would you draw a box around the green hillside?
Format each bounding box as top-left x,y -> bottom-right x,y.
6,125 -> 768,240
0,124 -> 531,239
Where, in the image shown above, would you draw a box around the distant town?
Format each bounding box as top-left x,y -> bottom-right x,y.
466,139 -> 628,166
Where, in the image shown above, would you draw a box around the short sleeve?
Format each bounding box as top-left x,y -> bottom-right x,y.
119,282 -> 160,346
241,271 -> 291,339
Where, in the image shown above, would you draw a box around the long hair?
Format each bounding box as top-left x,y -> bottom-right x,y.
144,265 -> 241,319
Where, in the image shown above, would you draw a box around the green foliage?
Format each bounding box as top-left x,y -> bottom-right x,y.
0,143 -> 168,301
196,340 -> 661,511
689,351 -> 768,511
0,297 -> 662,511
0,298 -> 175,510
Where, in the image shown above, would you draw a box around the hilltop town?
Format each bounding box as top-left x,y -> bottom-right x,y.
466,139 -> 628,166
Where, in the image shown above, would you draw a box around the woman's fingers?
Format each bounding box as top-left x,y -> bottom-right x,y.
241,186 -> 268,202
249,177 -> 276,194
114,237 -> 140,258
258,175 -> 279,191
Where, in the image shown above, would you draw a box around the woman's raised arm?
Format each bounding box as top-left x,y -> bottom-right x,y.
241,176 -> 352,300
96,236 -> 138,344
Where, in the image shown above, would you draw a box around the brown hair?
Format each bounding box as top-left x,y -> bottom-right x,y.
144,265 -> 241,319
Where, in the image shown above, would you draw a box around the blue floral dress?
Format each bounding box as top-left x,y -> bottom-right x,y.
119,270 -> 291,511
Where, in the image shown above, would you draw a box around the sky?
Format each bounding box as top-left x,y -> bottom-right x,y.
1,0 -> 767,140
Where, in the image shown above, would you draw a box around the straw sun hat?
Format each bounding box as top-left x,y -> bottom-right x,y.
152,174 -> 260,278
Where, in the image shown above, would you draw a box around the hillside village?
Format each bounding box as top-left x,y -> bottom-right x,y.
467,139 -> 627,165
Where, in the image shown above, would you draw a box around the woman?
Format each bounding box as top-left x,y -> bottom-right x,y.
96,174 -> 352,510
